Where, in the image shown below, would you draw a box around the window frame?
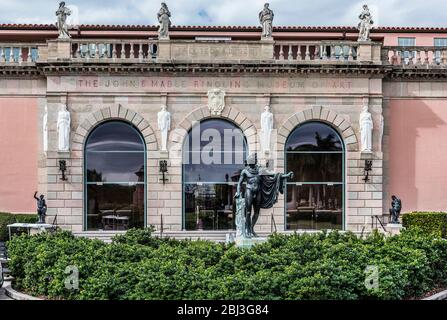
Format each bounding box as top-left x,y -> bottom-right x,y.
83,120 -> 147,231
181,118 -> 248,231
284,121 -> 346,231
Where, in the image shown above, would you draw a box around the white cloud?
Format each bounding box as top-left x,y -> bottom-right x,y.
0,0 -> 446,27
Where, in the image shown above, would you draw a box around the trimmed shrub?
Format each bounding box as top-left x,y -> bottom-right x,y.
0,212 -> 38,242
6,228 -> 447,300
403,212 -> 447,238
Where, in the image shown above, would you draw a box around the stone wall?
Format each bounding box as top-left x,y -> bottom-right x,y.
40,73 -> 384,233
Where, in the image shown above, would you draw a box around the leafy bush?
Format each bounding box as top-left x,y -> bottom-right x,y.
6,228 -> 447,300
0,212 -> 38,241
403,212 -> 447,238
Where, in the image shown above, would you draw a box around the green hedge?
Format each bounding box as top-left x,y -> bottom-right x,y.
0,212 -> 38,242
6,228 -> 447,300
403,212 -> 447,238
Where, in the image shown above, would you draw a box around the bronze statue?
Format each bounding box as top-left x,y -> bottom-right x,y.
389,195 -> 402,224
235,154 -> 293,238
34,191 -> 47,224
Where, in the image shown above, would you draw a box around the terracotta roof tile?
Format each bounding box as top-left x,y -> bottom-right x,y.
0,23 -> 447,33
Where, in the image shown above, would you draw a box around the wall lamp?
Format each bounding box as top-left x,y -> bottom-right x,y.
362,160 -> 373,183
59,160 -> 68,181
159,160 -> 168,184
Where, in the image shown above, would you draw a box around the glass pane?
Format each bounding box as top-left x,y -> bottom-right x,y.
184,119 -> 246,151
398,37 -> 415,47
86,152 -> 145,182
183,151 -> 245,183
86,184 -> 145,231
86,122 -> 144,152
184,183 -> 243,231
435,38 -> 447,47
286,153 -> 343,183
286,184 -> 342,231
286,122 -> 343,152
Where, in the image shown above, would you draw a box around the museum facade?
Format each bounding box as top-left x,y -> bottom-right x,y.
1,16 -> 447,239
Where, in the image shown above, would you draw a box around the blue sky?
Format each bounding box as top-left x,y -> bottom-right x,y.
0,0 -> 445,27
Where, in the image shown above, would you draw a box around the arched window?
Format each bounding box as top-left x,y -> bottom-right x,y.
84,121 -> 146,231
183,119 -> 247,230
285,122 -> 345,230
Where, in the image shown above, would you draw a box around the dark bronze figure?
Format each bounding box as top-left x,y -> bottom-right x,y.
235,154 -> 293,238
34,191 -> 47,224
389,195 -> 402,224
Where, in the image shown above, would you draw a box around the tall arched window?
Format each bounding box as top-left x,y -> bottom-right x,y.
84,121 -> 146,231
183,119 -> 247,230
285,122 -> 345,230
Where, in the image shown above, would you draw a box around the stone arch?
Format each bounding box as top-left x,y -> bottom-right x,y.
171,105 -> 258,155
276,106 -> 359,152
71,104 -> 158,152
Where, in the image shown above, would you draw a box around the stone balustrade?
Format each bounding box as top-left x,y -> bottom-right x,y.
0,43 -> 40,64
7,40 -> 445,67
384,46 -> 447,66
70,39 -> 158,62
274,41 -> 360,62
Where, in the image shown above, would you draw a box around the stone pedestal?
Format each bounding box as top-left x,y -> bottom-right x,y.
235,237 -> 267,249
358,42 -> 372,63
47,39 -> 71,61
157,39 -> 172,61
386,223 -> 404,236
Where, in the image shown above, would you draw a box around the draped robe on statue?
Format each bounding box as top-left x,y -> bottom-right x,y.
257,169 -> 287,209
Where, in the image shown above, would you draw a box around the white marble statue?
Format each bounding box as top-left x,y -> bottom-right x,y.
260,105 -> 273,153
359,105 -> 373,152
57,105 -> 71,152
259,3 -> 274,39
158,105 -> 171,151
358,4 -> 373,42
56,1 -> 72,39
379,114 -> 384,151
158,2 -> 171,40
43,105 -> 48,153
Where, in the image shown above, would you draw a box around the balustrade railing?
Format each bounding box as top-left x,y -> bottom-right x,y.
274,41 -> 359,62
384,46 -> 447,66
71,39 -> 158,62
0,43 -> 39,64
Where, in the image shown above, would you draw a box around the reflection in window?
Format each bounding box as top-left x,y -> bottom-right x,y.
183,119 -> 247,230
85,121 -> 146,231
285,122 -> 344,230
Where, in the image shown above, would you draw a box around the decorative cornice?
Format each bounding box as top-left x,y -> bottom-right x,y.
37,62 -> 391,77
2,62 -> 447,79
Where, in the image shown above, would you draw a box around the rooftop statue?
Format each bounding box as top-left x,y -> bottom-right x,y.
158,2 -> 172,40
259,3 -> 274,39
358,4 -> 373,41
56,1 -> 72,39
235,154 -> 293,238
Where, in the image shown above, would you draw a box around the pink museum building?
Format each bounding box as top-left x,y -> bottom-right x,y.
1,6 -> 447,239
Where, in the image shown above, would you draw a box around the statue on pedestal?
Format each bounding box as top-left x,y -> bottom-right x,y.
158,2 -> 171,40
34,192 -> 47,224
379,114 -> 384,152
57,105 -> 71,152
43,105 -> 48,153
259,3 -> 274,39
260,105 -> 273,153
358,4 -> 373,42
235,154 -> 293,238
359,105 -> 373,152
157,105 -> 171,151
389,195 -> 402,224
56,2 -> 72,39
